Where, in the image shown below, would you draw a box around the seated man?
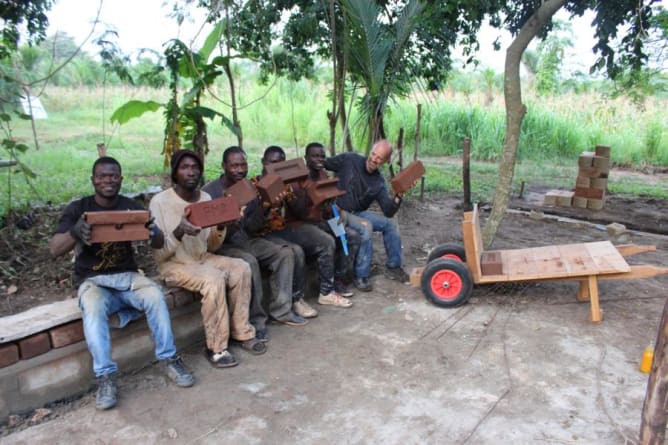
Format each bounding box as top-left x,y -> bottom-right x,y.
49,156 -> 194,411
287,142 -> 361,297
150,149 -> 266,369
253,146 -> 352,309
202,146 -> 306,331
324,139 -> 410,291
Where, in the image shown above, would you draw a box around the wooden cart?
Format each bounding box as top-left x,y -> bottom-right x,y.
417,205 -> 668,323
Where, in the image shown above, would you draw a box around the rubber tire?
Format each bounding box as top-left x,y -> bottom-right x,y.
420,258 -> 473,308
427,243 -> 466,263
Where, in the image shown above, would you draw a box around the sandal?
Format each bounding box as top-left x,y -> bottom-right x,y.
238,338 -> 267,355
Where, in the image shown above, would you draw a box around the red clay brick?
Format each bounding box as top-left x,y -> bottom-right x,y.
307,178 -> 346,207
574,187 -> 589,198
225,179 -> 257,206
18,333 -> 51,360
49,321 -> 85,349
390,161 -> 425,195
187,196 -> 241,228
86,210 -> 150,243
256,173 -> 284,205
481,251 -> 503,275
587,188 -> 604,199
0,343 -> 19,368
265,158 -> 309,183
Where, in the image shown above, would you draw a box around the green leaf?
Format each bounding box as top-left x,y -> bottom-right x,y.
0,113 -> 10,122
110,100 -> 163,124
2,139 -> 15,148
15,143 -> 29,153
18,163 -> 36,179
200,21 -> 224,62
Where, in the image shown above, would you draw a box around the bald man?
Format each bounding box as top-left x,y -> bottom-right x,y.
324,139 -> 409,291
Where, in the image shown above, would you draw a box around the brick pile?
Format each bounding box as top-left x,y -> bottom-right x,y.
544,145 -> 610,210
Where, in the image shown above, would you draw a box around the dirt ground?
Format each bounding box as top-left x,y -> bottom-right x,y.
1,183 -> 668,443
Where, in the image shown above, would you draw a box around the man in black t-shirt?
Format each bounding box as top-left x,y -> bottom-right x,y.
49,157 -> 193,411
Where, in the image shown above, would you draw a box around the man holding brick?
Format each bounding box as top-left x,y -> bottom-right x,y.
324,139 -> 409,291
150,150 -> 266,369
49,156 -> 194,411
202,146 -> 307,335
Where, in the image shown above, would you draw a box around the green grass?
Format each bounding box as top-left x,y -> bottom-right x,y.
2,81 -> 667,216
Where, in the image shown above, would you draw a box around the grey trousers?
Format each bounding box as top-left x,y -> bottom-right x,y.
217,237 -> 295,329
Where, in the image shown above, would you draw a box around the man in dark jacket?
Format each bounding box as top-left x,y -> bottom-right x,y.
324,139 -> 409,291
49,156 -> 194,411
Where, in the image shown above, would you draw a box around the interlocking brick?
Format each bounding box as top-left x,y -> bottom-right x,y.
85,210 -> 150,243
265,158 -> 309,183
224,179 -> 257,206
0,343 -> 19,368
574,187 -> 589,198
18,333 -> 51,360
590,177 -> 607,189
390,161 -> 425,195
256,173 -> 284,205
572,196 -> 588,208
587,188 -> 604,199
575,176 -> 591,188
578,152 -> 595,168
307,178 -> 346,207
595,145 -> 611,157
48,321 -> 85,349
481,251 -> 503,275
556,190 -> 574,207
186,196 -> 240,228
592,155 -> 610,172
587,198 -> 605,210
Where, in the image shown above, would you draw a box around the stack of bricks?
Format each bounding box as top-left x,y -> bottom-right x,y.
572,145 -> 610,210
543,145 -> 610,210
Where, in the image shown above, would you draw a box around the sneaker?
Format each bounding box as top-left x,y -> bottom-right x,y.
163,355 -> 195,387
256,328 -> 270,343
293,298 -> 319,318
384,266 -> 410,283
237,338 -> 268,355
353,277 -> 373,292
334,281 -> 354,298
95,374 -> 117,410
318,292 -> 353,308
206,349 -> 238,368
276,312 -> 308,326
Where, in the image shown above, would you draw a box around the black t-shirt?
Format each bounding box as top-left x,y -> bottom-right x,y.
54,195 -> 142,285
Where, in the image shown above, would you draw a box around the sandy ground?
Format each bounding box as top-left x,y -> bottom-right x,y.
2,197 -> 667,444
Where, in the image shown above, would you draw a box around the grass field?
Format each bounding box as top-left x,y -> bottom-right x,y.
2,80 -> 666,217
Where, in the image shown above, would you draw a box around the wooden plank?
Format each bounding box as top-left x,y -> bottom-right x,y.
557,244 -> 598,276
588,275 -> 603,323
586,241 -> 630,273
615,244 -> 656,257
597,265 -> 668,281
462,206 -> 482,282
0,299 -> 81,343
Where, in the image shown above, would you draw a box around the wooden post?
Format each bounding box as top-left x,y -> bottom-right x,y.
414,103 -> 422,161
97,143 -> 107,157
639,296 -> 668,445
397,128 -> 404,171
463,137 -> 472,211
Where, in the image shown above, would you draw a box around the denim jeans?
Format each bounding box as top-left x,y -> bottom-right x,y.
347,211 -> 403,279
266,223 -> 336,295
78,272 -> 177,377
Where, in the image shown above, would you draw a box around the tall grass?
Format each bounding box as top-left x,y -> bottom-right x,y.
2,80 -> 667,216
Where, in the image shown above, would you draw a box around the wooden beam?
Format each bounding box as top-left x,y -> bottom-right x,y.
616,244 -> 657,257
639,296 -> 668,444
588,275 -> 602,323
597,265 -> 668,281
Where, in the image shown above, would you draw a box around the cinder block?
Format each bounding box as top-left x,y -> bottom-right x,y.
85,210 -> 150,243
587,188 -> 605,199
0,344 -> 19,368
390,161 -> 426,195
592,156 -> 610,172
590,177 -> 607,189
256,173 -> 284,205
572,196 -> 588,208
578,152 -> 595,168
556,191 -> 574,207
265,158 -> 309,183
307,178 -> 346,207
595,145 -> 611,158
224,179 -> 257,206
186,195 -> 241,228
587,198 -> 605,210
575,176 -> 591,188
18,333 -> 51,360
48,321 -> 85,349
481,251 -> 503,275
574,187 -> 589,198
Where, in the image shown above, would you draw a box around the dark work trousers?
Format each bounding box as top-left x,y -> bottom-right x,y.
315,221 -> 361,285
266,223 -> 336,297
216,237 -> 295,328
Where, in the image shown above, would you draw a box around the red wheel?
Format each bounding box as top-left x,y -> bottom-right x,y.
427,243 -> 466,263
420,258 -> 473,308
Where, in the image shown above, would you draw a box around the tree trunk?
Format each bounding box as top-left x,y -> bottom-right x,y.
223,5 -> 242,149
639,296 -> 668,445
482,0 -> 567,248
327,0 -> 338,156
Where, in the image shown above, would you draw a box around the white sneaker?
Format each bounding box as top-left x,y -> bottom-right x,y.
293,298 -> 319,318
318,292 -> 353,308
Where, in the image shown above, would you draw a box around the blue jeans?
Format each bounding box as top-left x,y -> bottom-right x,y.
347,211 -> 402,279
78,272 -> 177,377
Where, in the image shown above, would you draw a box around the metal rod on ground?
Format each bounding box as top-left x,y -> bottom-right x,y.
463,137 -> 472,211
415,104 -> 421,161
639,296 -> 668,445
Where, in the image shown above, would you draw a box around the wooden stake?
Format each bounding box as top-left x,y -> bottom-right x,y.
414,104 -> 422,161
463,137 -> 472,211
397,128 -> 404,171
640,296 -> 668,444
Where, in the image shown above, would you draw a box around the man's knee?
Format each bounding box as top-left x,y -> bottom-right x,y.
358,220 -> 372,241
78,281 -> 107,315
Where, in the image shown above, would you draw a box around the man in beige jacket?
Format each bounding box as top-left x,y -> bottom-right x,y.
150,150 -> 266,368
